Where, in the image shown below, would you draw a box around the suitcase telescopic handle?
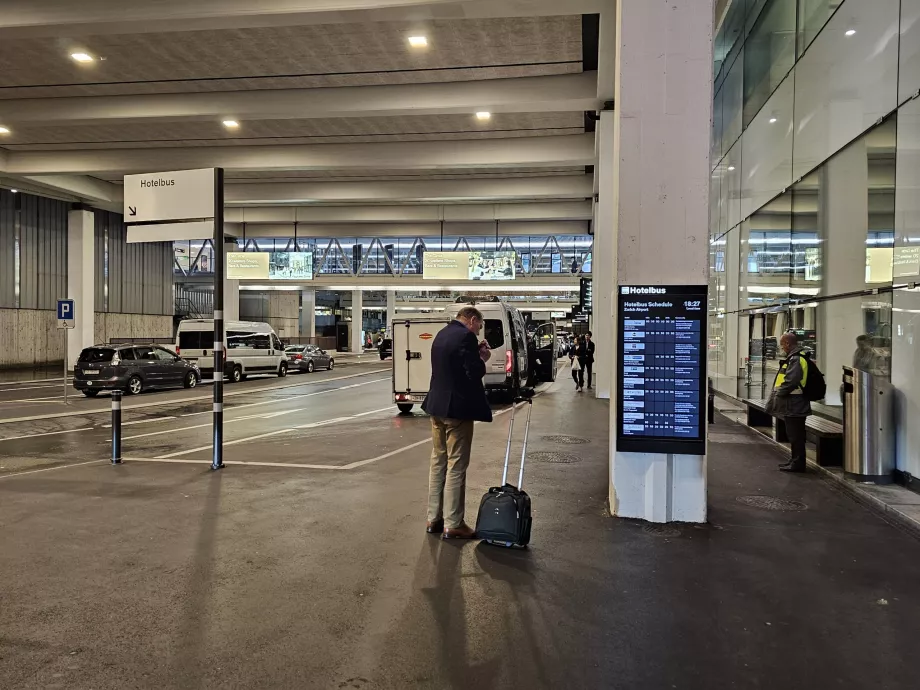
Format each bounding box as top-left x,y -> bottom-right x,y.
501,397 -> 534,487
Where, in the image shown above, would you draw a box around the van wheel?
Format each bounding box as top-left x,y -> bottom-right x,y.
278,361 -> 288,378
229,366 -> 242,384
397,403 -> 414,414
183,371 -> 198,389
306,360 -> 315,373
328,359 -> 335,370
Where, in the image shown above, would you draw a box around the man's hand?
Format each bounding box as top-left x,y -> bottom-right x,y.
479,341 -> 492,362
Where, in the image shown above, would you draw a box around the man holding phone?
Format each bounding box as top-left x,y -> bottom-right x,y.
422,306 -> 493,539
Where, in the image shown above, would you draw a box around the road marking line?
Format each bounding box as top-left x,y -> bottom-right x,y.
0,427 -> 93,442
0,376 -> 74,385
125,457 -> 349,470
0,368 -> 389,425
0,459 -> 106,480
0,384 -> 62,393
154,407 -> 393,459
102,416 -> 176,428
342,438 -> 433,469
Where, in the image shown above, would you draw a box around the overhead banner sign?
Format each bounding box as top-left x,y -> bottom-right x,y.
227,252 -> 313,280
616,285 -> 708,456
423,251 -> 516,280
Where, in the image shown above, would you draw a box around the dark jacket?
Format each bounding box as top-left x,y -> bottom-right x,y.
584,340 -> 596,364
767,346 -> 812,418
422,320 -> 492,423
571,341 -> 587,367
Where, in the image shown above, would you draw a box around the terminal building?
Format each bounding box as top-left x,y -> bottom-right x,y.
1,1 -> 920,688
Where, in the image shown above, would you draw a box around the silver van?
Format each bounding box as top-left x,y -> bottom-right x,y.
176,320 -> 288,383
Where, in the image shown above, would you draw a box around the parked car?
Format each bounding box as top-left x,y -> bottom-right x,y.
73,344 -> 201,397
285,345 -> 335,373
378,338 -> 393,360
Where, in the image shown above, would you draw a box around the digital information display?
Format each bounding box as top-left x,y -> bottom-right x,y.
616,285 -> 707,456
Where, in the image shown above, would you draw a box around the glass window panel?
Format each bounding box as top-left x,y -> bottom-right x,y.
721,51 -> 744,153
740,191 -> 793,308
892,286 -> 920,476
894,98 -> 920,279
899,0 -> 920,102
741,75 -> 794,219
742,0 -> 795,127
797,0 -> 837,56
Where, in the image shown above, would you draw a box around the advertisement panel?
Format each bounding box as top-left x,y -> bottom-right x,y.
423,251 -> 516,280
227,252 -> 269,279
269,252 -> 313,279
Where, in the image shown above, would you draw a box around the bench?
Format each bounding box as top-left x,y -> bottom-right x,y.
742,398 -> 843,467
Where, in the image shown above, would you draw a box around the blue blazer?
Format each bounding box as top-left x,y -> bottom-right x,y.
422,320 -> 493,423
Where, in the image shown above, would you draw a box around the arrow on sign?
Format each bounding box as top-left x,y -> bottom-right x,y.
128,206 -> 137,216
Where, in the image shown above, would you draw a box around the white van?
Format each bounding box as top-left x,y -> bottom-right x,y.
454,299 -> 530,395
391,317 -> 453,413
176,319 -> 288,383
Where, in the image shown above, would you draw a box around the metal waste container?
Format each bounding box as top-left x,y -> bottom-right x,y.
842,366 -> 895,484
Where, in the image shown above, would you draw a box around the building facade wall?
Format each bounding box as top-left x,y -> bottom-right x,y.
710,0 -> 920,479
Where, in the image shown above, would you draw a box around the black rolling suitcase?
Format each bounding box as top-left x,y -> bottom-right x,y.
475,397 -> 533,548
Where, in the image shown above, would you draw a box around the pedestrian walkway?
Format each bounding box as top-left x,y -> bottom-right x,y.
1,384 -> 918,689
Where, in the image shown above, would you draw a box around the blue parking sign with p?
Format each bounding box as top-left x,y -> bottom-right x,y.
57,299 -> 75,327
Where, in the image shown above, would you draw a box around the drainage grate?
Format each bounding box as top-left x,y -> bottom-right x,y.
735,495 -> 808,512
642,524 -> 682,538
528,451 -> 581,464
541,435 -> 590,445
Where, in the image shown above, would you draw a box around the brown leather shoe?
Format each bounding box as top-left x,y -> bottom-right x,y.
442,523 -> 476,540
426,519 -> 444,534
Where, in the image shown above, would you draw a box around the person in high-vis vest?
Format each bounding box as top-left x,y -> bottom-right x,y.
767,332 -> 812,473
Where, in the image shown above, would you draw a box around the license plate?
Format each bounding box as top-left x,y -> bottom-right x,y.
411,394 -> 425,402
84,370 -> 99,375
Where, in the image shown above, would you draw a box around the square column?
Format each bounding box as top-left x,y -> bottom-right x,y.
301,288 -> 316,339
223,241 -> 240,323
592,112 -> 616,400
351,289 -> 363,353
386,289 -> 396,334
67,209 -> 95,368
601,0 -> 713,523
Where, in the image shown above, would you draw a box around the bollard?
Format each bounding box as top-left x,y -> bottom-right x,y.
707,377 -> 715,426
111,389 -> 123,465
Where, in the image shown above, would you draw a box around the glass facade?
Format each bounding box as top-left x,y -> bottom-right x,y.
710,0 -> 920,480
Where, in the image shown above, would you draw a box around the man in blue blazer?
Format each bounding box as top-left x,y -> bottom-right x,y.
422,306 -> 493,539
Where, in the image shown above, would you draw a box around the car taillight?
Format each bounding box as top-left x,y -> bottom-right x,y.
175,346 -> 180,356
295,354 -> 303,360
505,349 -> 513,375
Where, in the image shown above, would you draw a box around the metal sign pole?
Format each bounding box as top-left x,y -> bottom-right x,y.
63,328 -> 68,405
211,167 -> 225,470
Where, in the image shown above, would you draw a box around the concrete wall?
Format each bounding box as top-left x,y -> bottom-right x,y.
0,308 -> 65,367
240,291 -> 300,339
0,309 -> 175,368
94,313 -> 175,347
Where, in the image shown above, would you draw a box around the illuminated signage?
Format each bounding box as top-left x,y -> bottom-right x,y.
423,251 -> 516,280
226,252 -> 313,280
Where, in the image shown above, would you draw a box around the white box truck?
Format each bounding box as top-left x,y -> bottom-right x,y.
391,317 -> 452,413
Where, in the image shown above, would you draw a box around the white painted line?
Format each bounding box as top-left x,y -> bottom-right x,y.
120,422 -> 212,441
154,406 -> 393,459
0,459 -> 106,481
0,368 -> 389,425
342,438 -> 433,469
0,395 -> 65,404
102,416 -> 176,428
0,383 -> 62,393
0,376 -> 73,385
125,457 -> 349,470
0,427 -> 92,443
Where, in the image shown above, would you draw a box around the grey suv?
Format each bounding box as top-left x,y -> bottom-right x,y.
73,344 -> 201,397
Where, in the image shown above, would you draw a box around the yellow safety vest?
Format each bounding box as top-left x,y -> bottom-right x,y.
774,355 -> 808,391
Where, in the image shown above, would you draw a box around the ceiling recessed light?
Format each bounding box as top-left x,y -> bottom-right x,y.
769,117 -> 778,123
0,126 -> 9,135
408,36 -> 428,47
70,52 -> 94,63
727,166 -> 736,171
222,120 -> 240,128
845,29 -> 857,36
475,111 -> 492,121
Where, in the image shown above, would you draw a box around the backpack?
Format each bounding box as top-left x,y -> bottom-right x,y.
800,351 -> 826,401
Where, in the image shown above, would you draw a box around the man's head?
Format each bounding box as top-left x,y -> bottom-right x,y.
456,306 -> 484,335
857,334 -> 871,349
780,332 -> 798,355
586,331 -> 592,342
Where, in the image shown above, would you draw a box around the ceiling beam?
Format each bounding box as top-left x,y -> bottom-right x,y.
225,220 -> 589,238
226,200 -> 592,224
224,175 -> 593,205
0,0 -> 605,38
20,174 -> 122,205
0,74 -> 597,127
4,134 -> 596,176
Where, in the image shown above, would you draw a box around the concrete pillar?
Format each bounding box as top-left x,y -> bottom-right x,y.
67,209 -> 95,368
351,289 -> 363,353
603,0 -> 713,523
593,110 -> 616,400
386,289 -> 397,334
223,241 -> 239,323
301,288 -> 316,339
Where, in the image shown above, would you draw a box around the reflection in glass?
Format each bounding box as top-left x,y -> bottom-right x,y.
741,192 -> 793,308
743,0 -> 796,127
797,0 -> 838,56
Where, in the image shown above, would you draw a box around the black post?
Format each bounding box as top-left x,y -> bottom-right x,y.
708,377 -> 715,425
212,167 -> 225,471
111,389 -> 122,464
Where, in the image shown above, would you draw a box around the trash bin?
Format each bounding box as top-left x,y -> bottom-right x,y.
842,366 -> 895,484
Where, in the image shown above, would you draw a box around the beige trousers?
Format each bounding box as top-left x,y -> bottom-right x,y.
427,417 -> 475,529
